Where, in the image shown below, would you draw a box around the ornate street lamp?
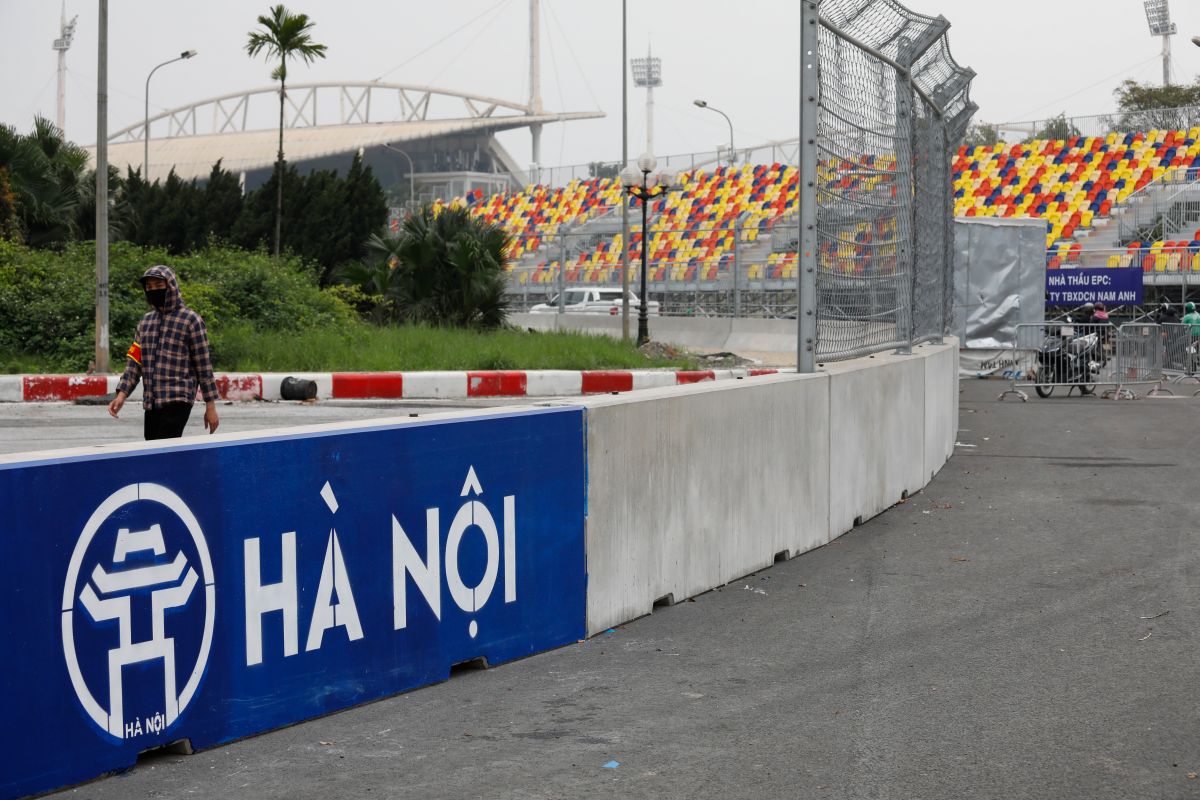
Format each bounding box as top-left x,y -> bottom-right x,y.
620,153 -> 674,346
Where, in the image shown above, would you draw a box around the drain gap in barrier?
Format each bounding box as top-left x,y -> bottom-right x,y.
137,738 -> 193,764
450,656 -> 489,676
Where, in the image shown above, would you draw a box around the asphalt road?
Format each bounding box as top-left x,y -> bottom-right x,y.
0,398 -> 538,457
45,380 -> 1200,799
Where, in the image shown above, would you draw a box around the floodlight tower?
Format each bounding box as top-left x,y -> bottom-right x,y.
630,45 -> 662,156
528,0 -> 544,183
1144,0 -> 1177,86
52,2 -> 79,132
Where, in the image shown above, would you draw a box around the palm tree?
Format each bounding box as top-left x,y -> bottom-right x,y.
334,233 -> 405,324
387,207 -> 512,329
0,117 -> 88,246
245,5 -> 326,256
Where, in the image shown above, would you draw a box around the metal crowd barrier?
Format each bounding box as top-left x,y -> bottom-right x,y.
1159,323 -> 1200,396
999,322 -> 1164,401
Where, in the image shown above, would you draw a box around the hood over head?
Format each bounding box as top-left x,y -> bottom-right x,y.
1187,302 -> 1196,313
139,265 -> 183,312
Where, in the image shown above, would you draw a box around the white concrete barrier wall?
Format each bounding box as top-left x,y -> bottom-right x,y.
826,351 -> 927,536
582,340 -> 958,635
512,313 -> 797,354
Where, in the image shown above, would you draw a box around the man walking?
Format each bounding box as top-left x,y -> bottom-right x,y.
107,265 -> 220,439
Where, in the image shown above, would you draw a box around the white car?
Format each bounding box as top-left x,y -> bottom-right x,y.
529,287 -> 661,316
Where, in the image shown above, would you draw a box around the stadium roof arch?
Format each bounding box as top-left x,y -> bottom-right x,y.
88,81 -> 604,187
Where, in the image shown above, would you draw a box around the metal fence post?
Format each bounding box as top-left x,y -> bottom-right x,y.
733,225 -> 742,318
894,42 -> 916,356
932,119 -> 948,345
557,239 -> 566,314
797,0 -> 820,373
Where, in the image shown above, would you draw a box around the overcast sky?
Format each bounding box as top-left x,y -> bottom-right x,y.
3,0 -> 1200,171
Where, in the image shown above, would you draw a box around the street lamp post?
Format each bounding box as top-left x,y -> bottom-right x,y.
621,154 -> 671,347
144,50 -> 197,179
693,99 -> 735,166
96,0 -> 109,374
380,143 -> 416,209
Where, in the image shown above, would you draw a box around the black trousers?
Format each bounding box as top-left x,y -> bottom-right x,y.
144,402 -> 193,440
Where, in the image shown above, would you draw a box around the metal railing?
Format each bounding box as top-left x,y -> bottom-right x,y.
1114,174 -> 1200,245
999,322 -> 1165,400
1160,323 -> 1200,392
995,105 -> 1200,144
504,221 -> 801,319
1067,245 -> 1200,268
531,141 -> 802,189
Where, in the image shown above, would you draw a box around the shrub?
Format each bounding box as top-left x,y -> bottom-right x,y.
0,240 -> 355,372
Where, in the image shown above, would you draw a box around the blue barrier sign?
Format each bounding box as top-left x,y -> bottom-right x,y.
0,409 -> 586,799
1045,268 -> 1143,306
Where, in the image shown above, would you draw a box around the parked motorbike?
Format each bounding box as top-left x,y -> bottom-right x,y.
1034,324 -> 1103,398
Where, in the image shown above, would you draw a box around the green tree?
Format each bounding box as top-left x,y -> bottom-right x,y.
962,122 -> 1000,150
333,154 -> 388,281
233,163 -> 301,252
198,160 -> 245,242
124,161 -> 243,252
372,206 -> 511,329
0,117 -> 87,246
245,4 -> 327,257
1029,113 -> 1080,143
74,164 -> 133,243
335,233 -> 403,324
0,165 -> 19,243
1107,78 -> 1200,133
588,161 -> 620,180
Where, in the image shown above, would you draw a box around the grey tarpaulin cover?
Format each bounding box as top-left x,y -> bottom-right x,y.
953,218 -> 1046,376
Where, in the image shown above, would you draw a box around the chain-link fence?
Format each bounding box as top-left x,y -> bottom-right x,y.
494,0 -> 972,371
803,0 -> 975,363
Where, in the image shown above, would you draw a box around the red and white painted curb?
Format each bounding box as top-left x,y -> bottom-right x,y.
0,369 -> 780,403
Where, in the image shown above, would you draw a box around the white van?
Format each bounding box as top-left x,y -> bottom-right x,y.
528,286 -> 661,316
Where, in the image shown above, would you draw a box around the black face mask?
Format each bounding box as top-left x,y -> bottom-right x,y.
145,288 -> 168,308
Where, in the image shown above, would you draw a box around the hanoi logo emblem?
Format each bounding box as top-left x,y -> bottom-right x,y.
61,483 -> 215,740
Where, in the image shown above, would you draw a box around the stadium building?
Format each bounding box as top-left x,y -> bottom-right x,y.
89,2 -> 601,203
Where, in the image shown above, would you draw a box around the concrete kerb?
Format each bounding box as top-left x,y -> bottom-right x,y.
2,369 -> 781,403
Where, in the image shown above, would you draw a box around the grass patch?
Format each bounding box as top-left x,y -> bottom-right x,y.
0,350 -> 43,374
212,323 -> 696,372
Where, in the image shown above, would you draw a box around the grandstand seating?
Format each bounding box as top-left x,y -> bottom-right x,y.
426,126 -> 1200,284
954,128 -> 1200,266
525,164 -> 800,285
434,165 -> 802,285
1103,234 -> 1200,271
433,178 -> 624,262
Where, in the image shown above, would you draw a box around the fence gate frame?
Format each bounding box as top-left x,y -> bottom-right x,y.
797,0 -> 976,371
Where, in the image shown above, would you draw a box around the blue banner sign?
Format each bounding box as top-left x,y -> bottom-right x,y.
0,409 -> 586,800
1045,268 -> 1143,306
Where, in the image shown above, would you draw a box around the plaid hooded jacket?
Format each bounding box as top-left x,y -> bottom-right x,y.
116,265 -> 219,409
